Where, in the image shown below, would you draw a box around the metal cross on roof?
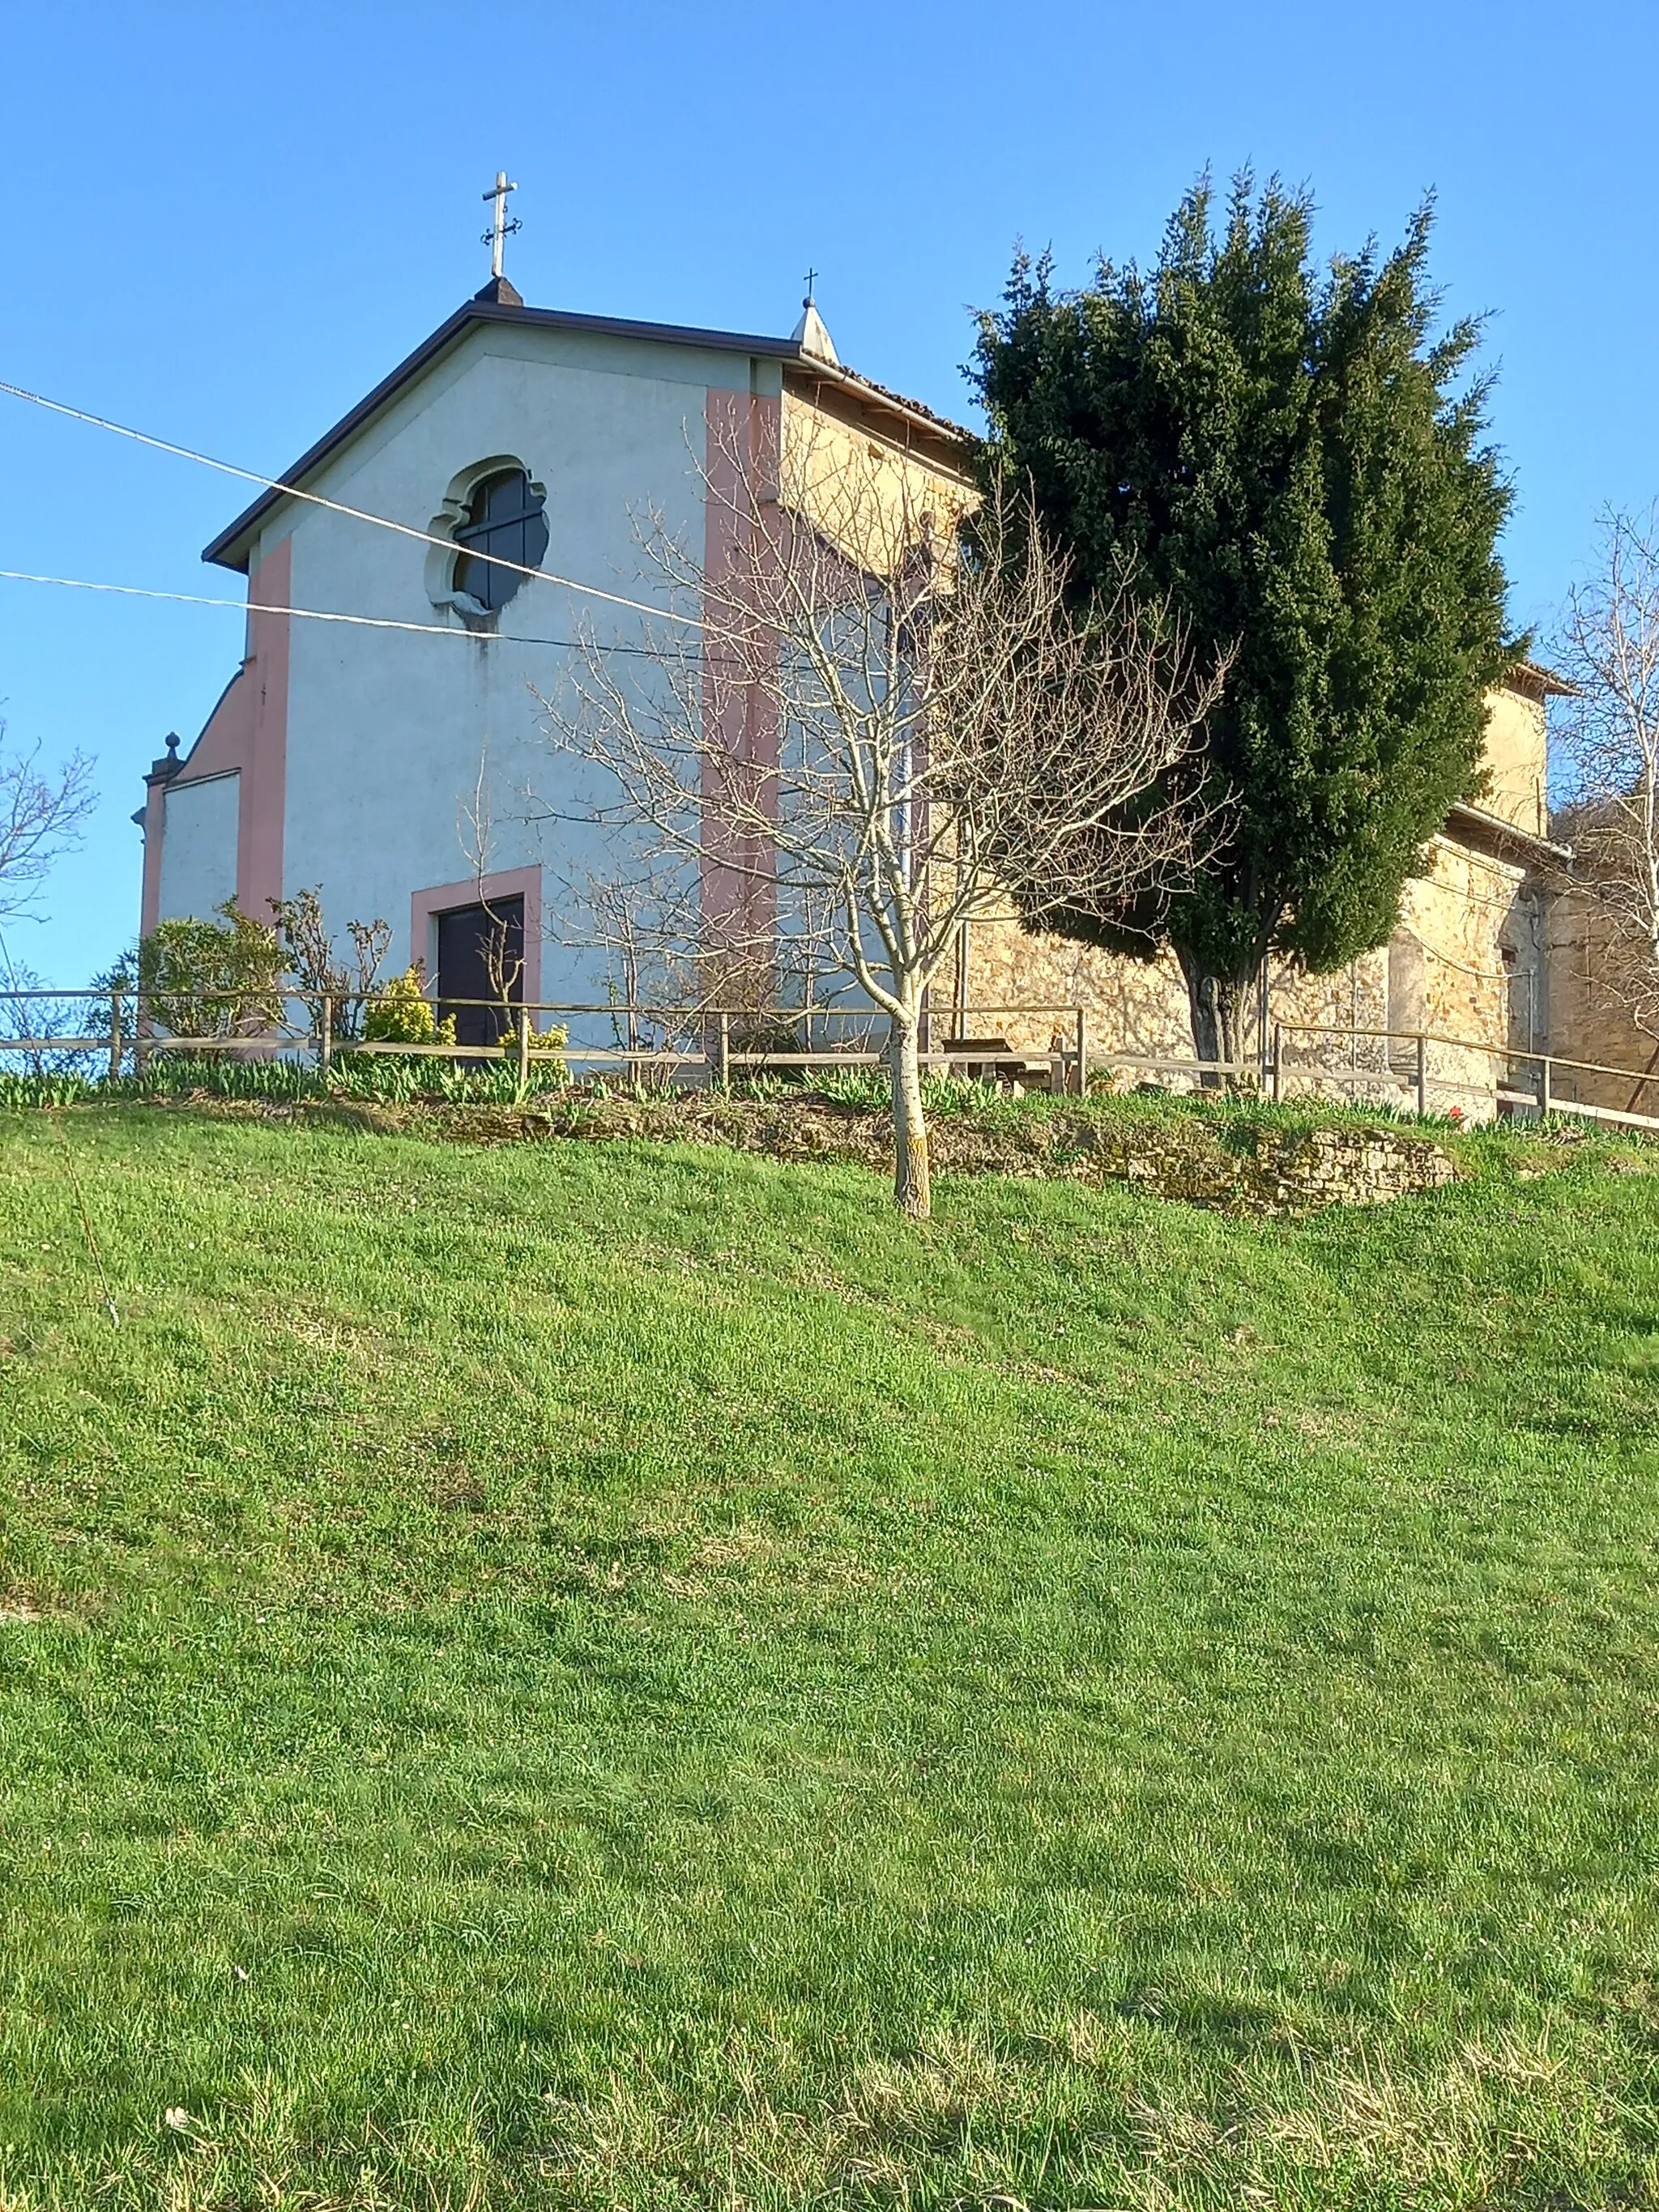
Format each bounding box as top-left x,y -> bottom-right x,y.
481,172 -> 521,280
802,266 -> 819,308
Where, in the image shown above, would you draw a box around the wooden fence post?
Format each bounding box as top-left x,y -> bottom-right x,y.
1075,1007 -> 1089,1097
1414,1032 -> 1428,1119
108,991 -> 123,1084
718,1010 -> 731,1093
1537,1054 -> 1551,1121
318,994 -> 333,1078
1270,1022 -> 1282,1104
517,1006 -> 531,1089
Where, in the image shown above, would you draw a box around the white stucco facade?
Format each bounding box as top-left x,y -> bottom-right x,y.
257,326 -> 774,994
138,283 -> 971,1022
156,770 -> 240,922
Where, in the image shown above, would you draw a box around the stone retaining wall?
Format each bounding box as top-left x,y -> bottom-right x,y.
283,1092 -> 1460,1217
1090,1122 -> 1458,1216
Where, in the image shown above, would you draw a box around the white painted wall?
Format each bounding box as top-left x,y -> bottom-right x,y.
157,772 -> 240,921
253,322 -> 778,1007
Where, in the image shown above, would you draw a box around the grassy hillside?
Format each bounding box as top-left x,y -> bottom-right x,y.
2,1106 -> 1657,2210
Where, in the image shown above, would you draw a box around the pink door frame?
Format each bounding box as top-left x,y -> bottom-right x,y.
410,866 -> 544,1007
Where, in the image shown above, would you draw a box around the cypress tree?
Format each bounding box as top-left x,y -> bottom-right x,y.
971,174 -> 1519,1064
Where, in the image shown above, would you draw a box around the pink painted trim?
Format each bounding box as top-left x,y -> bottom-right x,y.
410,866 -> 544,1006
139,775 -> 169,938
238,536 -> 289,916
701,387 -> 781,974
139,535 -> 290,937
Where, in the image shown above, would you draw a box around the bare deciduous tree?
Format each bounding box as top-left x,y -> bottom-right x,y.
1555,507 -> 1659,1038
268,886 -> 393,1040
0,726 -> 97,923
538,419 -> 1226,1217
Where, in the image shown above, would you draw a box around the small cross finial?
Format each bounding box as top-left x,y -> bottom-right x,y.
803,266 -> 819,309
481,171 -> 521,280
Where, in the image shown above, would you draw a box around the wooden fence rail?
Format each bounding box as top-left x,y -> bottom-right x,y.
4,987 -> 1658,1134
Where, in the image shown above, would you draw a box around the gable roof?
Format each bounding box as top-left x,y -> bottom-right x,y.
203,278 -> 976,573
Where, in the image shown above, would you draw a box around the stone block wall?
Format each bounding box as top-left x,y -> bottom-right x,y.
942,831 -> 1537,1122
1545,886 -> 1659,1114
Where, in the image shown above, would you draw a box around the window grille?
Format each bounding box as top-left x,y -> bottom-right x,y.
452,469 -> 548,613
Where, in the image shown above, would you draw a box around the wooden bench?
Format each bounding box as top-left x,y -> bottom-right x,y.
941,1035 -> 1057,1089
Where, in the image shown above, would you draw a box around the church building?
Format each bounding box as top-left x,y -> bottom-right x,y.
139,242 -> 1582,1109
138,261 -> 970,1029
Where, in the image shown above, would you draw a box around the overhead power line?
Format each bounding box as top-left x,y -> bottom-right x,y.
0,377 -> 701,629
0,567 -> 678,656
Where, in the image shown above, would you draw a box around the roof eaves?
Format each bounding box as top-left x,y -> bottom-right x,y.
1444,799 -> 1572,867
1508,658 -> 1580,699
202,294 -> 810,572
783,355 -> 977,468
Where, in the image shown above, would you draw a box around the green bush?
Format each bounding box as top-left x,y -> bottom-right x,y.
359,966 -> 456,1050
138,901 -> 284,1042
141,897 -> 289,1044
520,1021 -> 569,1091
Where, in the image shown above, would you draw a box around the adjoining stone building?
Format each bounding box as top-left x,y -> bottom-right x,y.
1540,846 -> 1659,1116
947,663 -> 1576,1119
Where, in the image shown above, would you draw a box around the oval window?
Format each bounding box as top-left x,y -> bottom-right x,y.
452,468 -> 549,613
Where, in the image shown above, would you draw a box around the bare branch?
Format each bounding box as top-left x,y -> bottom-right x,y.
456,748 -> 527,1022
268,886 -> 392,1040
0,727 -> 97,923
1555,505 -> 1659,1039
532,410 -> 1226,1213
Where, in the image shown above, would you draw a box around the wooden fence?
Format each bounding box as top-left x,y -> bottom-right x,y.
3,987 -> 1658,1136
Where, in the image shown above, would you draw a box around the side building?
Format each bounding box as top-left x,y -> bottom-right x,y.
953,662 -> 1575,1116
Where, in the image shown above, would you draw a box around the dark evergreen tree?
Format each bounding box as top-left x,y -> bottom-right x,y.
971,175 -> 1519,1064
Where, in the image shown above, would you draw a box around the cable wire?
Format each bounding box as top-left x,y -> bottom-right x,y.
0,567 -> 683,657
0,377 -> 701,628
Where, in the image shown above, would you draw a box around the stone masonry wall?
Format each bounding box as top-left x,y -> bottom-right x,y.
1545,885 -> 1659,1115
945,833 -> 1535,1122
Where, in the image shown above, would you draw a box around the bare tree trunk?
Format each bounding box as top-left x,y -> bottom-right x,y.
1176,946 -> 1244,1081
889,1016 -> 932,1219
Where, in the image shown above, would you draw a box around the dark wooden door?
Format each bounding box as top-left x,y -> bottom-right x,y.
436,898 -> 523,1048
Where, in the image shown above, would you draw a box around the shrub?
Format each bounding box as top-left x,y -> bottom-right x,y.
521,1021 -> 569,1091
139,902 -> 284,1042
269,887 -> 391,1042
359,966 -> 457,1051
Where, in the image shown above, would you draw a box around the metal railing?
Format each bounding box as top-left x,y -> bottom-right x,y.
1270,1020 -> 1659,1132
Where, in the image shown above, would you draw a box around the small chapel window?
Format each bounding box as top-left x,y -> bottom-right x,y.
452,468 -> 549,614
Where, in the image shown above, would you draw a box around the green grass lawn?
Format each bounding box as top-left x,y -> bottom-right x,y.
2,1105 -> 1657,2210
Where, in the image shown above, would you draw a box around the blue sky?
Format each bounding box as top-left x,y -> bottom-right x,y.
2,0 -> 1654,982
